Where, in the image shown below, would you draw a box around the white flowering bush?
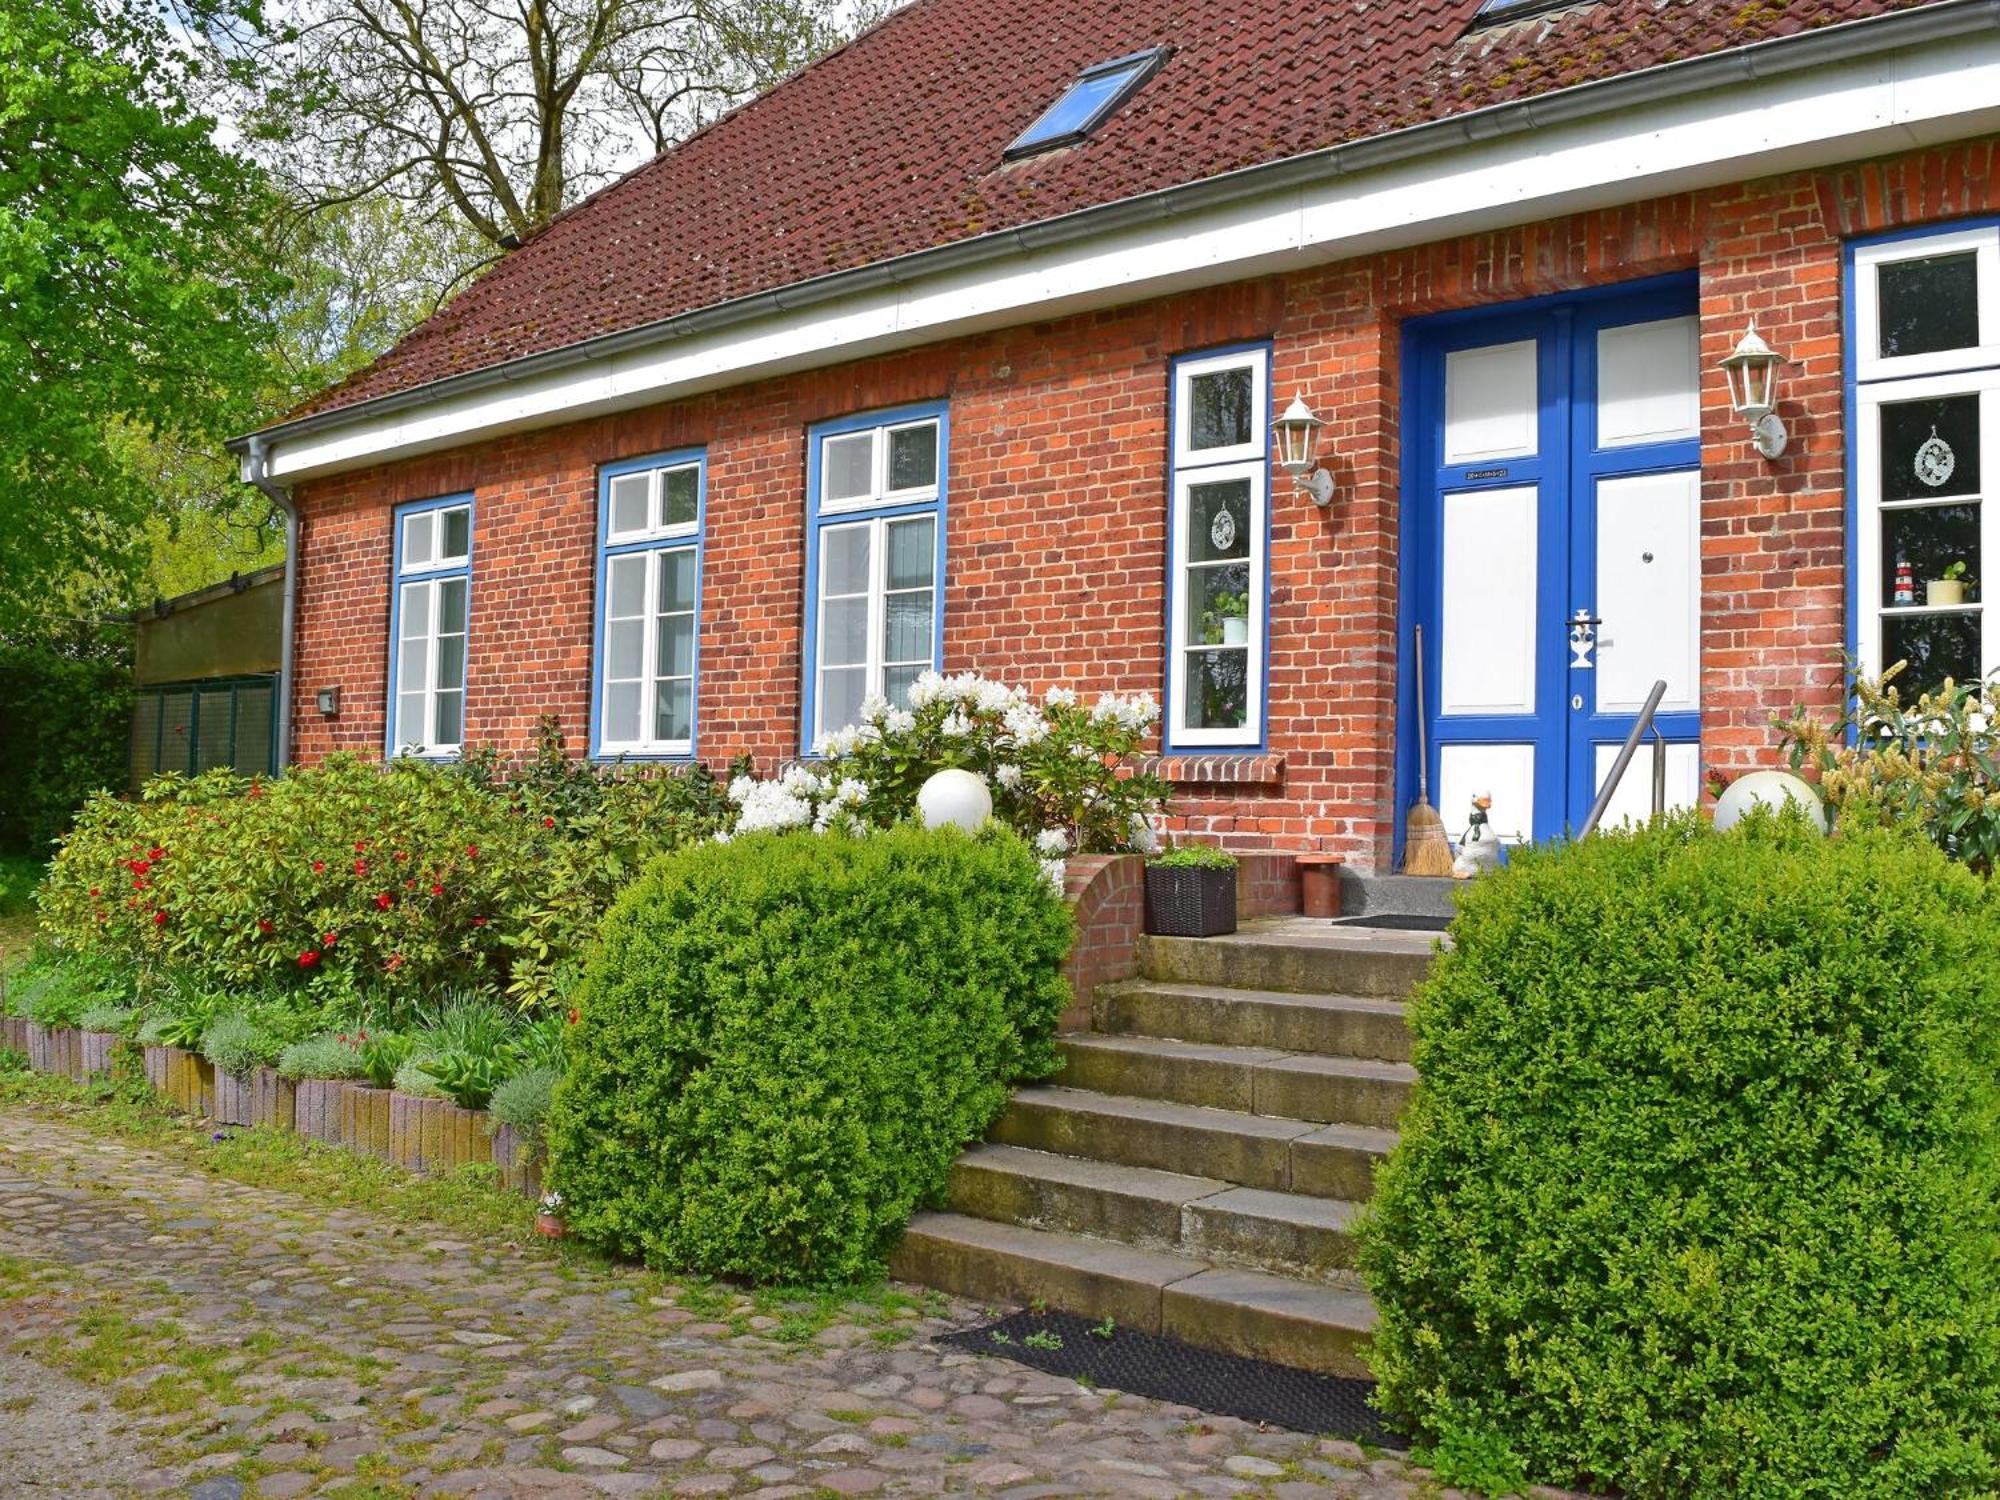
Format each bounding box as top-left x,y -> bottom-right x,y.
723,673 -> 1169,877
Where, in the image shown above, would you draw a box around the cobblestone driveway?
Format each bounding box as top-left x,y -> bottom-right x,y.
0,1110 -> 1462,1499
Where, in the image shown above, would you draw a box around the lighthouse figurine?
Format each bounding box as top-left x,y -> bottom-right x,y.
1893,555 -> 1916,606
1451,794 -> 1502,880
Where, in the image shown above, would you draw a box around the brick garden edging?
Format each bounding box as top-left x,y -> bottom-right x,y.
10,1029 -> 542,1197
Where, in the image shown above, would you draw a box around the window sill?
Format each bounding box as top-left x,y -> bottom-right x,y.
1136,752 -> 1284,788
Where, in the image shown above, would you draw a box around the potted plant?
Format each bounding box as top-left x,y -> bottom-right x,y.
1144,844 -> 1239,938
535,1190 -> 567,1238
1928,560 -> 1975,607
1204,589 -> 1250,646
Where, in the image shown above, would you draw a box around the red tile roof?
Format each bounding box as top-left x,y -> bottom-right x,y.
288,0 -> 1937,422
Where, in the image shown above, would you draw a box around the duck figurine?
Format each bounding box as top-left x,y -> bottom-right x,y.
1451,793 -> 1502,880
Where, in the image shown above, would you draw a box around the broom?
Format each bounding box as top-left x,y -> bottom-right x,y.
1403,624 -> 1456,876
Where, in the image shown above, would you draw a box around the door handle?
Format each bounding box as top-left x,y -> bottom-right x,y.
1568,608 -> 1601,670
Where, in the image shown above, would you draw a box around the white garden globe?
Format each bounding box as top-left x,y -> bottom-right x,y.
917,768 -> 993,833
1712,769 -> 1828,834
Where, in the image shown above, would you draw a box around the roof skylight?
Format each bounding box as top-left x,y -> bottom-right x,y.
1004,48 -> 1168,160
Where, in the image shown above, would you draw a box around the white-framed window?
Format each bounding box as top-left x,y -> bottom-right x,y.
594,453 -> 704,757
1852,222 -> 2000,691
1166,347 -> 1269,749
804,405 -> 946,749
388,497 -> 473,756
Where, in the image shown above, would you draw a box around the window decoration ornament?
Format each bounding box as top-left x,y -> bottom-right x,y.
1915,426 -> 1957,489
1718,322 -> 1789,460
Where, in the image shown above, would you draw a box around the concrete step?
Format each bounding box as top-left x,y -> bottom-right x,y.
1094,979 -> 1411,1063
890,1212 -> 1374,1378
1139,921 -> 1434,1001
991,1086 -> 1392,1197
947,1145 -> 1364,1280
947,1143 -> 1230,1252
1337,870 -> 1458,922
1054,1032 -> 1414,1128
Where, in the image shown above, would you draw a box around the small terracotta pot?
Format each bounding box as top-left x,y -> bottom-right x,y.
1297,855 -> 1344,919
534,1211 -> 567,1239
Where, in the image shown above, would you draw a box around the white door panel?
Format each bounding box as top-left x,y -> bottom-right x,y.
1595,469 -> 1700,714
1444,341 -> 1539,464
1591,741 -> 1701,830
1440,485 -> 1539,716
1437,743 -> 1534,845
1597,317 -> 1700,448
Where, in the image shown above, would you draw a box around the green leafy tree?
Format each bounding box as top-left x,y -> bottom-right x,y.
0,0 -> 282,638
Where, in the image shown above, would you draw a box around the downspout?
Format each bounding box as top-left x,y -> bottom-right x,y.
245,434 -> 298,773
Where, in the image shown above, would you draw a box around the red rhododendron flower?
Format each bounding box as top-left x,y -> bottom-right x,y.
354,841 -> 367,854
472,915 -> 489,927
376,892 -> 393,910
126,858 -> 150,875
153,910 -> 167,927
247,782 -> 264,798
148,846 -> 165,861
131,877 -> 145,891
567,1007 -> 580,1025
394,850 -> 408,861
311,860 -> 326,874
353,858 -> 368,877
257,919 -> 274,935
430,883 -> 444,897
465,844 -> 479,859
88,888 -> 99,899
404,878 -> 416,889
385,954 -> 405,972
543,816 -> 555,828
322,931 -> 338,947
299,950 -> 320,967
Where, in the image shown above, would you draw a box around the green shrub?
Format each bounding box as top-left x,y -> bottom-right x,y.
77,1003 -> 136,1035
1359,813 -> 2000,1498
391,1055 -> 447,1098
12,952 -> 130,1028
490,1065 -> 559,1140
548,824 -> 1073,1286
276,1033 -> 365,1081
36,737 -> 729,1010
201,1013 -> 282,1076
354,1030 -> 414,1089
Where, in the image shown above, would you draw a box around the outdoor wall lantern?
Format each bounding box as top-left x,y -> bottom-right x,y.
1719,322 -> 1789,460
316,685 -> 340,718
1273,395 -> 1335,507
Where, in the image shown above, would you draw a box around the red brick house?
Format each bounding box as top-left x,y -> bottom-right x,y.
236,0 -> 2000,870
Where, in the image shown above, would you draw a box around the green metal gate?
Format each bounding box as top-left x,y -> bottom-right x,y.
130,675 -> 279,787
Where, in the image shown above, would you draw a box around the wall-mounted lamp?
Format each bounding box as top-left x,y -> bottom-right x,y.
1273,395 -> 1335,507
316,685 -> 340,718
1719,322 -> 1788,460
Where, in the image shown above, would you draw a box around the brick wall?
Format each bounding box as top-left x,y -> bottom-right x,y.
288,139 -> 2000,869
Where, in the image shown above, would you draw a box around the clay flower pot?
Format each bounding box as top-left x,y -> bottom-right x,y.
534,1210 -> 567,1239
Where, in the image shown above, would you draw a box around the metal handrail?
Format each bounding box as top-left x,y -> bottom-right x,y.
1577,678 -> 1669,839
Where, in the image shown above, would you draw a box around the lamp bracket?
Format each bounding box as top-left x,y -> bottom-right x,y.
1751,412 -> 1788,461
1294,467 -> 1335,507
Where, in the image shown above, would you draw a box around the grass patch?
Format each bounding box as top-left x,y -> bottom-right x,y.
0,854 -> 41,974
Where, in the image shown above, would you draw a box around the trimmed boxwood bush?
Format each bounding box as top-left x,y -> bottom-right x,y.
547,824 -> 1073,1286
1360,813 -> 2000,1498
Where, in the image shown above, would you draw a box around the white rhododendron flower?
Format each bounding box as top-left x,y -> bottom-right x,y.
1002,703 -> 1048,745
1039,857 -> 1067,892
1128,813 -> 1162,855
1044,686 -> 1078,708
883,708 -> 916,735
860,693 -> 891,723
907,671 -> 947,708
1036,828 -> 1070,857
995,763 -> 1023,788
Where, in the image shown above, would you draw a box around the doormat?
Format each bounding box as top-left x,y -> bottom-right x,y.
938,1307 -> 1404,1445
1330,913 -> 1451,932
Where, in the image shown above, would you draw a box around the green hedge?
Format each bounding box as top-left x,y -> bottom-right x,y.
1360,814 -> 2000,1498
0,638 -> 132,856
547,824 -> 1073,1286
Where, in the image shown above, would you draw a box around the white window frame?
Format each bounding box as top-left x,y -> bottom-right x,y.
1166,344 -> 1270,751
1852,365 -> 2000,681
811,512 -> 940,747
815,417 -> 942,516
1174,348 -> 1269,467
1853,226 -> 2000,383
388,499 -> 473,758
594,455 -> 704,759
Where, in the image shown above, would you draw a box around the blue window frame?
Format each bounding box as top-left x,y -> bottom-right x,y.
591,449 -> 706,759
1005,49 -> 1167,160
386,493 -> 474,757
802,402 -> 948,752
1165,344 -> 1270,752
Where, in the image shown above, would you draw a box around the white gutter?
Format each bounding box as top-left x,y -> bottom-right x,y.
235,0 -> 2000,482
244,434 -> 298,772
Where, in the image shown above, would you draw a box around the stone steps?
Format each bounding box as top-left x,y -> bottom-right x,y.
1139,928 -> 1432,1000
1093,979 -> 1412,1063
947,1143 -> 1363,1280
889,1211 -> 1376,1378
1053,1031 -> 1416,1127
896,915 -> 1435,1377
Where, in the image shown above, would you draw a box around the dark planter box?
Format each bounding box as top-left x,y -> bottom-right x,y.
1144,865 -> 1238,938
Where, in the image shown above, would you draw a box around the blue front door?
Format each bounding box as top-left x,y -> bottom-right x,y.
1406,279 -> 1704,849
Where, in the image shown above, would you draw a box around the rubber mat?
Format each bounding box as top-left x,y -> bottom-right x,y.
1328,913 -> 1451,932
938,1307 -> 1404,1445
